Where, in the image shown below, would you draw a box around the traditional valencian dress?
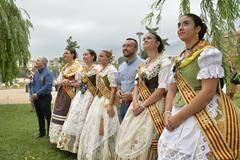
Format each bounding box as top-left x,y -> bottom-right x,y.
115,55 -> 171,160
158,40 -> 240,160
77,64 -> 120,160
57,64 -> 101,153
49,60 -> 82,144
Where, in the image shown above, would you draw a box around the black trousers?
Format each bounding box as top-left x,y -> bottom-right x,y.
33,94 -> 52,136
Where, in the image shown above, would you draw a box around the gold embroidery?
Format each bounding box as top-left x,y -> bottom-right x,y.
138,64 -> 165,135
61,60 -> 83,77
175,40 -> 213,69
176,70 -> 239,159
96,75 -> 119,105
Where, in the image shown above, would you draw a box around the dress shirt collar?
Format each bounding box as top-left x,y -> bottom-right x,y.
126,56 -> 138,65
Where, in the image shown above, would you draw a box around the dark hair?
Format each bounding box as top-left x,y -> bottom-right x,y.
149,32 -> 164,53
126,38 -> 138,48
65,48 -> 77,59
86,49 -> 97,62
184,13 -> 207,40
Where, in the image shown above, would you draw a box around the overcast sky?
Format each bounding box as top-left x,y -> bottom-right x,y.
16,0 -> 239,60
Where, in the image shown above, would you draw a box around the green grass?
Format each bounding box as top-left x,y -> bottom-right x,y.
0,104 -> 77,160
0,92 -> 239,160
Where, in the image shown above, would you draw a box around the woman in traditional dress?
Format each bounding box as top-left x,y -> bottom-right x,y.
49,48 -> 82,144
115,32 -> 172,160
158,13 -> 240,160
78,50 -> 119,160
57,49 -> 100,153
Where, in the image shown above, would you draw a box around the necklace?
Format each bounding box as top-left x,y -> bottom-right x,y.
146,54 -> 159,67
184,40 -> 200,58
186,40 -> 200,51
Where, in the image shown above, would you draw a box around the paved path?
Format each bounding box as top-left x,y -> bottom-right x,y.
0,88 -> 57,105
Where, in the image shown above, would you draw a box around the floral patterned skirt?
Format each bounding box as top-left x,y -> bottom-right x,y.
57,90 -> 94,153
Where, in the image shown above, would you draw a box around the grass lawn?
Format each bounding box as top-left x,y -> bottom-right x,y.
0,104 -> 76,160
0,91 -> 239,160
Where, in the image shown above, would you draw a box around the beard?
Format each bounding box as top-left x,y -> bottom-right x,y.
123,51 -> 135,58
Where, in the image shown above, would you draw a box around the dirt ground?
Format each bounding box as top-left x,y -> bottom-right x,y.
0,88 -> 57,105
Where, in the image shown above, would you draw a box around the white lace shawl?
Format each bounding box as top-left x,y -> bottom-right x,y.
98,64 -> 118,87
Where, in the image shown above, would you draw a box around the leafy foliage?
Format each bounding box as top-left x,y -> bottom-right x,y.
145,26 -> 159,33
0,0 -> 32,83
145,26 -> 170,48
66,36 -> 80,49
117,56 -> 127,65
144,0 -> 240,87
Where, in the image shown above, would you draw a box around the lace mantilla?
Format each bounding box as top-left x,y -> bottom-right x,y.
141,54 -> 171,80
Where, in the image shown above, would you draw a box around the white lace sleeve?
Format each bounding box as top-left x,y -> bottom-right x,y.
134,73 -> 138,85
158,64 -> 172,89
197,47 -> 224,80
168,64 -> 176,84
107,70 -> 118,87
75,71 -> 82,83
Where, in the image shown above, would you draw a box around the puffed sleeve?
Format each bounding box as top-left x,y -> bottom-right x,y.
107,67 -> 118,87
158,64 -> 172,89
197,47 -> 224,79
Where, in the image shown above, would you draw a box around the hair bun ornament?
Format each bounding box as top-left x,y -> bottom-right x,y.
109,50 -> 114,64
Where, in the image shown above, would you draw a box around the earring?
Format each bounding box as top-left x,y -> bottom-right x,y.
196,33 -> 199,40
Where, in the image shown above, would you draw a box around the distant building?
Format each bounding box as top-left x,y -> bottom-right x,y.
49,58 -> 59,68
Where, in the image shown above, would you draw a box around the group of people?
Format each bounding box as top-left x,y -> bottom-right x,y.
31,13 -> 240,160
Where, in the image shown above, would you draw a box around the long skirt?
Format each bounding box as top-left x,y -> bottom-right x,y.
115,98 -> 165,160
49,86 -> 72,144
78,95 -> 119,160
157,96 -> 221,160
57,90 -> 94,153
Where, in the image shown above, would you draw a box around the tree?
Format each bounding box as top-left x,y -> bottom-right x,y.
144,0 -> 240,86
117,56 -> 126,65
144,0 -> 240,48
141,26 -> 170,59
0,0 -> 32,83
57,36 -> 80,69
145,26 -> 170,51
66,36 -> 80,49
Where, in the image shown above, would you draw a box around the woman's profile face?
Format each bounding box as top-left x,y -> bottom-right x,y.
177,16 -> 199,42
63,50 -> 74,62
98,51 -> 108,66
143,33 -> 159,51
83,50 -> 94,64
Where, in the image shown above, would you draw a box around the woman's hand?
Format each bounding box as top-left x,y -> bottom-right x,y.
62,79 -> 70,85
166,113 -> 185,131
163,111 -> 171,127
132,107 -> 144,116
106,104 -> 115,117
132,102 -> 144,116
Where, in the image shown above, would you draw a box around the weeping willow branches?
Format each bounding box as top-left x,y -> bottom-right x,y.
144,0 -> 240,86
0,0 -> 32,83
144,0 -> 240,48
